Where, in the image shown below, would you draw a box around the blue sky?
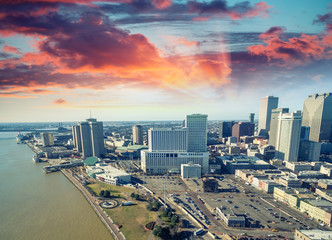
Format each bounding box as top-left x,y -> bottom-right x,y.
0,0 -> 331,122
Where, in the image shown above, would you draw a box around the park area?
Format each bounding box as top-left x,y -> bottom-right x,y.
87,182 -> 156,240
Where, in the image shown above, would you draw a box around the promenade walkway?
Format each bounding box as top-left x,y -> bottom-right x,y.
61,169 -> 126,240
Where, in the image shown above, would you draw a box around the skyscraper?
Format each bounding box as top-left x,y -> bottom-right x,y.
269,108 -> 289,147
72,118 -> 105,158
40,132 -> 54,146
185,114 -> 208,152
232,122 -> 255,142
258,96 -> 279,136
302,93 -> 332,142
249,113 -> 255,124
132,125 -> 143,145
141,114 -> 209,174
275,111 -> 302,162
219,121 -> 234,140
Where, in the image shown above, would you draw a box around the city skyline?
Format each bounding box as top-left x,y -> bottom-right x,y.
0,0 -> 331,122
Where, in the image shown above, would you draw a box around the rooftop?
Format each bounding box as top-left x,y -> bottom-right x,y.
297,229 -> 332,240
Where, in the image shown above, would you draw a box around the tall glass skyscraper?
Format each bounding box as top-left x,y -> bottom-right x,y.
302,93 -> 332,142
185,114 -> 208,152
258,96 -> 279,136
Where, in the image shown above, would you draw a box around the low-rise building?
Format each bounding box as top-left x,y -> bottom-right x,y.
300,199 -> 332,227
278,174 -> 302,188
95,166 -> 131,185
321,164 -> 332,177
318,179 -> 332,190
216,206 -> 246,227
218,156 -> 270,174
298,170 -> 327,179
315,188 -> 332,203
285,162 -> 312,172
273,187 -> 315,208
295,229 -> 332,240
181,163 -> 201,178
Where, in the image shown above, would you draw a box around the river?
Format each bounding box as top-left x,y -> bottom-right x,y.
0,132 -> 113,240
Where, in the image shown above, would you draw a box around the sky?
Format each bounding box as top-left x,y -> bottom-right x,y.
0,0 -> 331,122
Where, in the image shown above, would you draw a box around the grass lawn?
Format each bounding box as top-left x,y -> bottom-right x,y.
105,203 -> 156,240
87,182 -> 133,198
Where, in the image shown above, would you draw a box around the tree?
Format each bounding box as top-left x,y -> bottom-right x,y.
99,190 -> 105,197
130,192 -> 135,198
103,190 -> 110,198
171,215 -> 179,225
167,211 -> 173,219
146,203 -> 153,211
152,200 -> 161,211
153,226 -> 163,238
135,194 -> 140,200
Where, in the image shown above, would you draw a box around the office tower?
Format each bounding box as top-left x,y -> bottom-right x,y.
132,125 -> 143,145
249,113 -> 255,124
302,93 -> 332,142
72,125 -> 82,152
269,108 -> 289,147
219,121 -> 234,140
72,118 -> 105,158
258,96 -> 279,136
141,114 -> 209,174
232,122 -> 255,142
300,126 -> 310,141
275,111 -> 302,162
298,140 -> 321,162
185,114 -> 208,152
40,132 -> 54,146
148,128 -> 188,152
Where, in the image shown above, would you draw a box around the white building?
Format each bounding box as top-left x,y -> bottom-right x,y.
148,128 -> 187,152
141,114 -> 209,175
275,111 -> 302,162
185,114 -> 207,152
40,132 -> 54,147
95,166 -> 131,185
181,163 -> 202,178
258,96 -> 278,136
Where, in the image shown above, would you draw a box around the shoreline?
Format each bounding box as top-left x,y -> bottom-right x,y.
60,169 -> 126,240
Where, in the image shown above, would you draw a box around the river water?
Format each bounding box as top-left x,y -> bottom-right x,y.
0,132 -> 113,240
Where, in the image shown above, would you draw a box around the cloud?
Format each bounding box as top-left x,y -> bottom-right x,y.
53,98 -> 67,104
248,25 -> 332,67
151,0 -> 172,9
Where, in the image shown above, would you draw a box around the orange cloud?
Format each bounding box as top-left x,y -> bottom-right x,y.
248,26 -> 332,67
53,98 -> 67,104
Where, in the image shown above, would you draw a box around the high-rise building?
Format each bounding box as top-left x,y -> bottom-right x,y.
141,114 -> 209,174
132,125 -> 143,145
298,140 -> 321,162
219,121 -> 234,140
249,113 -> 255,124
269,108 -> 289,147
148,128 -> 187,152
300,126 -> 310,141
302,93 -> 332,142
258,96 -> 279,136
185,114 -> 208,152
275,111 -> 302,162
40,132 -> 54,146
232,122 -> 255,142
72,118 -> 105,158
72,125 -> 82,152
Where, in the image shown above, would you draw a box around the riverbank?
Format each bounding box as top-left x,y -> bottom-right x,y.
61,169 -> 126,240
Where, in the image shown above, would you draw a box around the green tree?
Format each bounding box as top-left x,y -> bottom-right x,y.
153,226 -> 163,238
152,200 -> 161,210
99,190 -> 105,197
135,194 -> 140,200
130,192 -> 135,198
171,215 -> 179,225
103,190 -> 110,198
146,203 -> 153,211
